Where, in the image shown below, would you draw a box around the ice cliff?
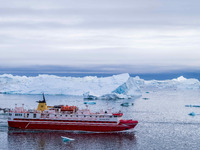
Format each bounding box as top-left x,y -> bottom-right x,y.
0,73 -> 199,99
0,73 -> 141,99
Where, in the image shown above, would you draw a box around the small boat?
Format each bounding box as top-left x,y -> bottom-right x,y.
61,105 -> 78,112
61,136 -> 74,142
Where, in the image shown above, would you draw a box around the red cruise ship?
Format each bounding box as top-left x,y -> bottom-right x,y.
8,95 -> 138,132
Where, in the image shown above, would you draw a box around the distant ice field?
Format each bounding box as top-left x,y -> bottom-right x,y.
0,73 -> 200,99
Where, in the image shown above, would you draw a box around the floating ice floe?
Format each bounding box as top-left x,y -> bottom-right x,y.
188,112 -> 200,116
120,103 -> 134,107
84,101 -> 96,105
61,136 -> 74,142
185,105 -> 200,108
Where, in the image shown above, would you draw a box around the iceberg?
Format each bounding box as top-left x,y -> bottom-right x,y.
112,77 -> 141,98
0,73 -> 141,99
133,76 -> 200,90
83,101 -> 96,105
1,73 -> 199,99
185,105 -> 200,108
84,76 -> 142,100
61,136 -> 74,142
188,112 -> 200,116
120,102 -> 134,107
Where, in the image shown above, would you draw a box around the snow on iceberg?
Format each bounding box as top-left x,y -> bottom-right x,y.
112,77 -> 141,98
1,73 -> 199,98
0,73 -> 141,99
83,75 -> 142,100
133,76 -> 200,90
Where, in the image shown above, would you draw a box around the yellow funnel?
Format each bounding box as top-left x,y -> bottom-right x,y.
37,101 -> 48,112
37,94 -> 48,112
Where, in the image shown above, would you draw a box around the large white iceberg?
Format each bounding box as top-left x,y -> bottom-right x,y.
0,73 -> 141,99
133,76 -> 200,90
1,73 -> 199,99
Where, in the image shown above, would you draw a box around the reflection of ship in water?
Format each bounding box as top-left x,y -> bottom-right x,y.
7,129 -> 137,150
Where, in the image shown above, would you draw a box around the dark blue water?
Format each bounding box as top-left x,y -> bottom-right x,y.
1,89 -> 200,150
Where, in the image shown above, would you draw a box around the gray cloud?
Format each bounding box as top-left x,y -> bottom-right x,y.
0,0 -> 200,73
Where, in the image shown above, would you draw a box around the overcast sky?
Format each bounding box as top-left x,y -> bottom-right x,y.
0,0 -> 200,73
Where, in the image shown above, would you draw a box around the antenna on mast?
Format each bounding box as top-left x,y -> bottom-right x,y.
42,93 -> 46,103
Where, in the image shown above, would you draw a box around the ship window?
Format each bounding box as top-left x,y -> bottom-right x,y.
84,115 -> 86,117
9,113 -> 12,116
15,113 -> 21,116
55,115 -> 56,116
70,115 -> 72,117
33,114 -> 36,118
76,115 -> 78,117
90,116 -> 92,117
96,116 -> 98,118
114,116 -> 117,118
60,115 -> 62,116
27,114 -> 29,118
110,116 -> 112,118
65,115 -> 68,117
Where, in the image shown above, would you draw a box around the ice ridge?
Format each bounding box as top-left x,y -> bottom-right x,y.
0,74 -> 199,99
0,73 -> 141,99
133,76 -> 200,90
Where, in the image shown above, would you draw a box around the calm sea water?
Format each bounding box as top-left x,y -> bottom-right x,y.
1,89 -> 200,150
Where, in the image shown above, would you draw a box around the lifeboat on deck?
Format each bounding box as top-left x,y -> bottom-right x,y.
61,105 -> 78,112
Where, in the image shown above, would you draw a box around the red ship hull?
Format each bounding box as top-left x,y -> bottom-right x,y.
8,120 -> 138,132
